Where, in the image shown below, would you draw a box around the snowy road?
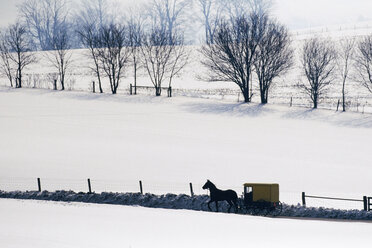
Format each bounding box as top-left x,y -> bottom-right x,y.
1,199 -> 371,248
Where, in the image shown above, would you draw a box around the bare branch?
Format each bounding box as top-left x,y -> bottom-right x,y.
254,20 -> 293,104
96,23 -> 131,94
354,36 -> 372,94
201,13 -> 267,102
298,37 -> 337,109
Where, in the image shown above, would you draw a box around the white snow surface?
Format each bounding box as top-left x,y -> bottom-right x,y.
1,87 -> 372,209
2,190 -> 372,220
1,198 -> 371,248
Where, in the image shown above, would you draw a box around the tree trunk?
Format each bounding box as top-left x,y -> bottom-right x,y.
134,61 -> 137,95
18,67 -> 22,88
313,96 -> 318,109
96,64 -> 103,93
17,51 -> 22,88
342,81 -> 346,112
242,87 -> 250,103
61,79 -> 65,90
155,87 -> 161,96
99,80 -> 103,93
264,89 -> 269,104
260,89 -> 266,104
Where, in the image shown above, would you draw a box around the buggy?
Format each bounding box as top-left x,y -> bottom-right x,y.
240,183 -> 282,216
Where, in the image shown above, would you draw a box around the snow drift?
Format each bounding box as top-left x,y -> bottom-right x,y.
1,190 -> 372,221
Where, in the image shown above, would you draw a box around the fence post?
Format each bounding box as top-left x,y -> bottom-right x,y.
363,196 -> 368,211
139,180 -> 143,195
92,81 -> 95,93
130,84 -> 133,95
336,99 -> 340,111
87,178 -> 92,194
189,183 -> 194,197
53,80 -> 57,90
302,192 -> 306,207
37,178 -> 41,192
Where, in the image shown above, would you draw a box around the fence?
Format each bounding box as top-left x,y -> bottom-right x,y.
130,84 -> 172,97
0,177 -> 197,197
1,178 -> 371,211
302,192 -> 371,211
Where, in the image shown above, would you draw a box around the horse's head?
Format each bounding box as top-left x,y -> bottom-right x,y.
202,180 -> 213,190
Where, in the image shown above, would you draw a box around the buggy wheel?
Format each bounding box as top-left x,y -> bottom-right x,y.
244,206 -> 256,215
268,202 -> 283,217
252,206 -> 268,216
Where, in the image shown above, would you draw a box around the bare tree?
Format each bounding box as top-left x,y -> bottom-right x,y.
96,23 -> 131,94
128,16 -> 144,95
337,38 -> 355,112
77,0 -> 109,29
167,35 -> 189,88
78,23 -> 103,93
201,13 -> 267,103
140,27 -> 188,96
197,0 -> 222,44
0,33 -> 14,87
148,0 -> 191,44
225,0 -> 273,20
19,0 -> 70,50
354,36 -> 372,94
4,22 -> 36,88
47,26 -> 72,90
254,20 -> 293,104
299,38 -> 337,109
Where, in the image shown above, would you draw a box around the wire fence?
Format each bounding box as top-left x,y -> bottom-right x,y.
0,177 -> 369,211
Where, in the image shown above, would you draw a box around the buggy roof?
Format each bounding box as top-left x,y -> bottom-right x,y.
243,183 -> 279,187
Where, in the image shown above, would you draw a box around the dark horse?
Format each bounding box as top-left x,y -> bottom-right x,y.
202,180 -> 238,213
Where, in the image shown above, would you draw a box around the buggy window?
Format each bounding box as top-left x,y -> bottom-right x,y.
244,186 -> 253,204
245,187 -> 252,194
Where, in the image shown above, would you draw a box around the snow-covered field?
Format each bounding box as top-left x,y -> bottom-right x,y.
1,87 -> 372,209
2,46 -> 372,246
1,199 -> 371,248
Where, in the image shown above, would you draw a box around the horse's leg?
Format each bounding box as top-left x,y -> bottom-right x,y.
228,200 -> 234,213
233,198 -> 238,213
215,201 -> 219,212
207,200 -> 212,211
227,200 -> 233,213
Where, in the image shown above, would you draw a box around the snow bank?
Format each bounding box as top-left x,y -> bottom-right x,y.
2,190 -> 372,221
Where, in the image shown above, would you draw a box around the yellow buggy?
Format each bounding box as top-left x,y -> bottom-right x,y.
240,183 -> 282,216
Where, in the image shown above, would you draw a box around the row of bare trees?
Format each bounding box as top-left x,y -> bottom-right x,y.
0,0 -> 190,95
201,11 -> 293,103
11,0 -> 274,50
0,21 -> 72,91
0,23 -> 36,88
77,21 -> 188,95
298,36 -> 372,110
200,6 -> 372,109
2,0 -> 372,109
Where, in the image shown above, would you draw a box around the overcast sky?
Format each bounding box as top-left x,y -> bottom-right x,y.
1,0 -> 372,30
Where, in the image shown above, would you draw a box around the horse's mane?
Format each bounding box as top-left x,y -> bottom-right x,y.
208,180 -> 218,190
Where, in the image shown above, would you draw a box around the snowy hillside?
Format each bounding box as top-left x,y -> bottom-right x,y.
1,87 -> 372,210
